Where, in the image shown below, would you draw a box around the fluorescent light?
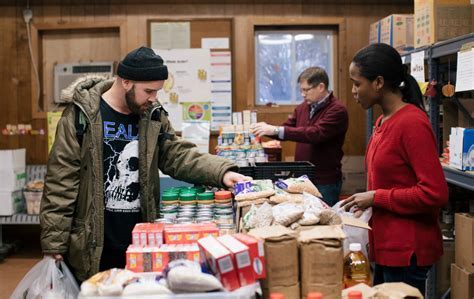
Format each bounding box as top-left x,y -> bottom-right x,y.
258,34 -> 292,45
295,34 -> 314,41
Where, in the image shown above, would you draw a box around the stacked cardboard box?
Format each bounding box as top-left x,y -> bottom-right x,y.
369,21 -> 381,44
414,0 -> 473,48
451,213 -> 474,299
0,149 -> 26,215
449,127 -> 474,171
380,14 -> 414,54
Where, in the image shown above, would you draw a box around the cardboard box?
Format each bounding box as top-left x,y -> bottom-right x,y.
164,223 -> 219,244
436,241 -> 455,298
249,225 -> 298,289
451,263 -> 474,299
449,127 -> 474,171
298,225 -> 346,299
369,21 -> 381,44
126,245 -> 153,272
0,149 -> 26,191
217,235 -> 256,286
152,244 -> 200,272
198,236 -> 240,291
414,0 -> 473,48
147,223 -> 164,247
455,213 -> 474,272
0,190 -> 25,216
380,14 -> 414,54
132,223 -> 149,246
234,233 -> 266,279
262,283 -> 300,299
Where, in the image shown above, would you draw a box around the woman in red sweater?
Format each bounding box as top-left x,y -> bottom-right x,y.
342,43 -> 448,294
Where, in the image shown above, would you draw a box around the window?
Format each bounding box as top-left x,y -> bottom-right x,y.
255,29 -> 334,105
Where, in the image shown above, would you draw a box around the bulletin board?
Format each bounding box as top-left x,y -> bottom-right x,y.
147,18 -> 234,132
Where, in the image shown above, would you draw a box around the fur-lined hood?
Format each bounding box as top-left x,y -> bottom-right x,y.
60,75 -> 113,119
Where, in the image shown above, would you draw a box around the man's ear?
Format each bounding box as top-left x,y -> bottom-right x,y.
121,78 -> 132,90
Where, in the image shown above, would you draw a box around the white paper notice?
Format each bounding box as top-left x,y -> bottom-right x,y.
182,121 -> 210,153
202,38 -> 230,49
151,22 -> 190,50
210,51 -> 232,130
411,51 -> 425,82
455,48 -> 474,92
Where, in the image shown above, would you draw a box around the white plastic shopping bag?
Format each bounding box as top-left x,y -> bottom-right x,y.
333,201 -> 372,258
11,256 -> 79,299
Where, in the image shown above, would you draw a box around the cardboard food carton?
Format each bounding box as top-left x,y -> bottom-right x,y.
126,245 -> 153,272
0,149 -> 26,191
298,225 -> 346,299
131,223 -> 149,246
198,236 -> 240,291
451,263 -> 474,299
234,233 -> 266,279
217,235 -> 256,287
249,225 -> 299,299
164,223 -> 219,244
414,0 -> 473,48
0,190 -> 24,216
152,244 -> 200,272
369,21 -> 381,44
380,14 -> 414,54
147,223 -> 164,247
455,213 -> 474,272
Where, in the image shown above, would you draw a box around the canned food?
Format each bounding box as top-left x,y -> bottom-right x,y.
218,223 -> 236,235
155,218 -> 173,224
177,217 -> 193,224
196,217 -> 213,223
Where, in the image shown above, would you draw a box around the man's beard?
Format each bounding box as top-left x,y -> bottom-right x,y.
125,86 -> 147,115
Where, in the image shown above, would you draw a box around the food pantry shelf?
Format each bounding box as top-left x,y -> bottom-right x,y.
442,165 -> 474,192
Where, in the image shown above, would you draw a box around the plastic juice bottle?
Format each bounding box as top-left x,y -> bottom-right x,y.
269,293 -> 285,299
307,292 -> 323,299
343,243 -> 371,288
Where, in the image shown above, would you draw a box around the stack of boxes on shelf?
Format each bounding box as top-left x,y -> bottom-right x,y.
369,0 -> 473,52
0,149 -> 26,216
451,213 -> 474,299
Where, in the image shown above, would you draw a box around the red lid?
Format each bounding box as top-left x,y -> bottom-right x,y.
269,293 -> 285,299
307,292 -> 323,299
348,291 -> 362,299
214,190 -> 232,200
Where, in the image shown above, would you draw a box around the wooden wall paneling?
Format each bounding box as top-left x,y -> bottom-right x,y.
41,27 -> 121,112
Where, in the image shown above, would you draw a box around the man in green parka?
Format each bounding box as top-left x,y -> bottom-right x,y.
40,47 -> 248,282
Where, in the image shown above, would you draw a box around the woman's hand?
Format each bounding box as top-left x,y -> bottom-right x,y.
340,191 -> 376,211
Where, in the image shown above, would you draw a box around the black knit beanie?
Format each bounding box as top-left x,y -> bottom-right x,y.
117,47 -> 168,81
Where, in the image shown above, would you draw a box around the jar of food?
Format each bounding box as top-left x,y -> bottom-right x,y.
179,193 -> 196,205
214,191 -> 232,204
218,223 -> 236,235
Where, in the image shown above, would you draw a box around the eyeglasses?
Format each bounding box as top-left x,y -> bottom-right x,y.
300,86 -> 315,94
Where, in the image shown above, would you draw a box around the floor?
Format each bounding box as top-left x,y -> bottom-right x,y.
0,225 -> 42,298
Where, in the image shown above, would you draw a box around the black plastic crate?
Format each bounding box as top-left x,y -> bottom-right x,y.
253,161 -> 316,182
237,166 -> 255,178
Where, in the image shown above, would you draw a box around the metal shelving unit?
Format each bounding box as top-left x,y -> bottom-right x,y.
365,33 -> 474,299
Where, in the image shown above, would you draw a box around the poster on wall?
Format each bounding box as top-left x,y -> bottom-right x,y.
154,49 -> 212,131
182,102 -> 212,122
47,111 -> 62,152
210,51 -> 232,131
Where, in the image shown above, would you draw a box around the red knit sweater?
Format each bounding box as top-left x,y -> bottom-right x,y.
367,104 -> 448,267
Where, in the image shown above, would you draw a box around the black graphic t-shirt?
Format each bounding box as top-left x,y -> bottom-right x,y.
100,98 -> 141,252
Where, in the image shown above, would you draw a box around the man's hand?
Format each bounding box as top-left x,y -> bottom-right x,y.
340,191 -> 375,212
250,122 -> 278,137
45,254 -> 64,261
222,171 -> 252,188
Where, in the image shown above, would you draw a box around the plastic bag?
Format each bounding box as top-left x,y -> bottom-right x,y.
272,202 -> 304,226
11,256 -> 79,299
165,260 -> 223,293
333,201 -> 372,257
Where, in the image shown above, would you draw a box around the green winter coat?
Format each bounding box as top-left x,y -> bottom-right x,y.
40,76 -> 237,281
